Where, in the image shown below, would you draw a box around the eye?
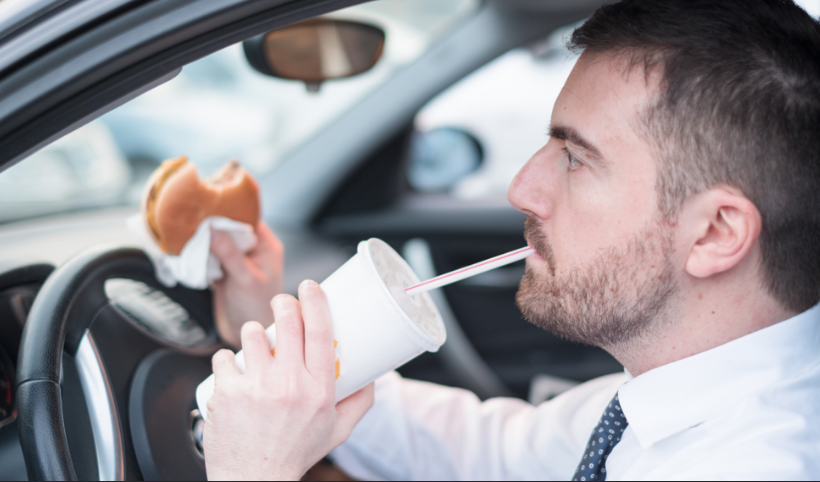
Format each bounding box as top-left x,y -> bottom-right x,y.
564,148 -> 582,172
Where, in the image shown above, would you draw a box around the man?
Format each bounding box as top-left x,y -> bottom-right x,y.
203,0 -> 820,479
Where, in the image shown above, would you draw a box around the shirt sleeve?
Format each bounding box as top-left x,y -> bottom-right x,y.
329,371 -> 627,481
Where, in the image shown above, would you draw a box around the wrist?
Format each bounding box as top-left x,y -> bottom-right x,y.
262,463 -> 306,481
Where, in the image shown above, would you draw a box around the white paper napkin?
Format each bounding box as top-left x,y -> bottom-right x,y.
127,214 -> 257,290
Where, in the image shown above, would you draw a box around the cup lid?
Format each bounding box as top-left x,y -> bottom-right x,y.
358,238 -> 447,352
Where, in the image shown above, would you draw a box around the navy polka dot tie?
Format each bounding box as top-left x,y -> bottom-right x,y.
572,392 -> 628,481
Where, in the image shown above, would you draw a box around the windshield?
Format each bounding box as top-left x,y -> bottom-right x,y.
0,0 -> 478,224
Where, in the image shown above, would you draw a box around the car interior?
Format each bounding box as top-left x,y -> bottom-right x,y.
0,0 -> 640,480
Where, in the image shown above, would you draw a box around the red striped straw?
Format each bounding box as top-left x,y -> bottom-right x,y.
405,246 -> 535,297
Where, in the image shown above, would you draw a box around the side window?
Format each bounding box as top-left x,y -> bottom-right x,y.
407,22 -> 579,200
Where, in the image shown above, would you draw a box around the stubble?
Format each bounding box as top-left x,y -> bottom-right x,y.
516,216 -> 679,350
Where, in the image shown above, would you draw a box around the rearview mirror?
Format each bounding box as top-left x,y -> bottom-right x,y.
244,19 -> 386,91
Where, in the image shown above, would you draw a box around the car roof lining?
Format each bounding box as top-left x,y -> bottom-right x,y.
0,0 -> 147,79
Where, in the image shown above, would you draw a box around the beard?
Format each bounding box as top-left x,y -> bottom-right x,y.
516,216 -> 679,349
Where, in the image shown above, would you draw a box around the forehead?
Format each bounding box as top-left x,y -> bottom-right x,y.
553,53 -> 659,153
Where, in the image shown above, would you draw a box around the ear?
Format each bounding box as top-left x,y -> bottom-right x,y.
684,187 -> 762,278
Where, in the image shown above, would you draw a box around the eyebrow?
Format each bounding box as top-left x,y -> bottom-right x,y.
548,125 -> 604,160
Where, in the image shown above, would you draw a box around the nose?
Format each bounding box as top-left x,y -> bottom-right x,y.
508,145 -> 554,220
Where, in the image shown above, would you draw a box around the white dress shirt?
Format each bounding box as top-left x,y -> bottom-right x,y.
330,303 -> 820,480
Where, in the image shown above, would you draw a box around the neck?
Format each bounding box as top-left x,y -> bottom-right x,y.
610,261 -> 796,377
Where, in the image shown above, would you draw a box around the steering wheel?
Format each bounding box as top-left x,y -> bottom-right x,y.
16,246 -> 223,481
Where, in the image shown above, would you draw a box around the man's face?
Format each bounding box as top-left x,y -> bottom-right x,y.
508,53 -> 680,349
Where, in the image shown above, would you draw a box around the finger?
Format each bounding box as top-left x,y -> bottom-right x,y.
240,321 -> 273,375
253,222 -> 284,258
272,294 -> 305,369
212,349 -> 240,386
298,280 -> 335,381
211,230 -> 252,282
332,384 -> 375,447
211,283 -> 242,349
252,224 -> 284,295
252,224 -> 285,276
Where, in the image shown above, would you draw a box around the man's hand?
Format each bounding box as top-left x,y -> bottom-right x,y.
211,221 -> 283,348
203,281 -> 375,481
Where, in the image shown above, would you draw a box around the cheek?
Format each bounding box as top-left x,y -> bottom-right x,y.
551,174 -> 656,267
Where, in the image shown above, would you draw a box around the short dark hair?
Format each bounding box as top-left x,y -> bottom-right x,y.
569,0 -> 820,313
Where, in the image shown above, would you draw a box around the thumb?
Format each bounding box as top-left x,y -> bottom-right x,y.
331,384 -> 375,448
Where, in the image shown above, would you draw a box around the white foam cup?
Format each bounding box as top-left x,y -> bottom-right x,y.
196,238 -> 447,420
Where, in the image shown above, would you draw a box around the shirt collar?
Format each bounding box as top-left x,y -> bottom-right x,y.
618,303 -> 820,449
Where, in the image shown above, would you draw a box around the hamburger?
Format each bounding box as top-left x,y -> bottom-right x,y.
143,156 -> 260,255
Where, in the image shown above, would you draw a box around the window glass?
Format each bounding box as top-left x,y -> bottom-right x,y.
0,0 -> 478,223
411,22 -> 581,200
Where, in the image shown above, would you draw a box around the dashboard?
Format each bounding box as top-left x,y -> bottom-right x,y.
0,265 -> 49,481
